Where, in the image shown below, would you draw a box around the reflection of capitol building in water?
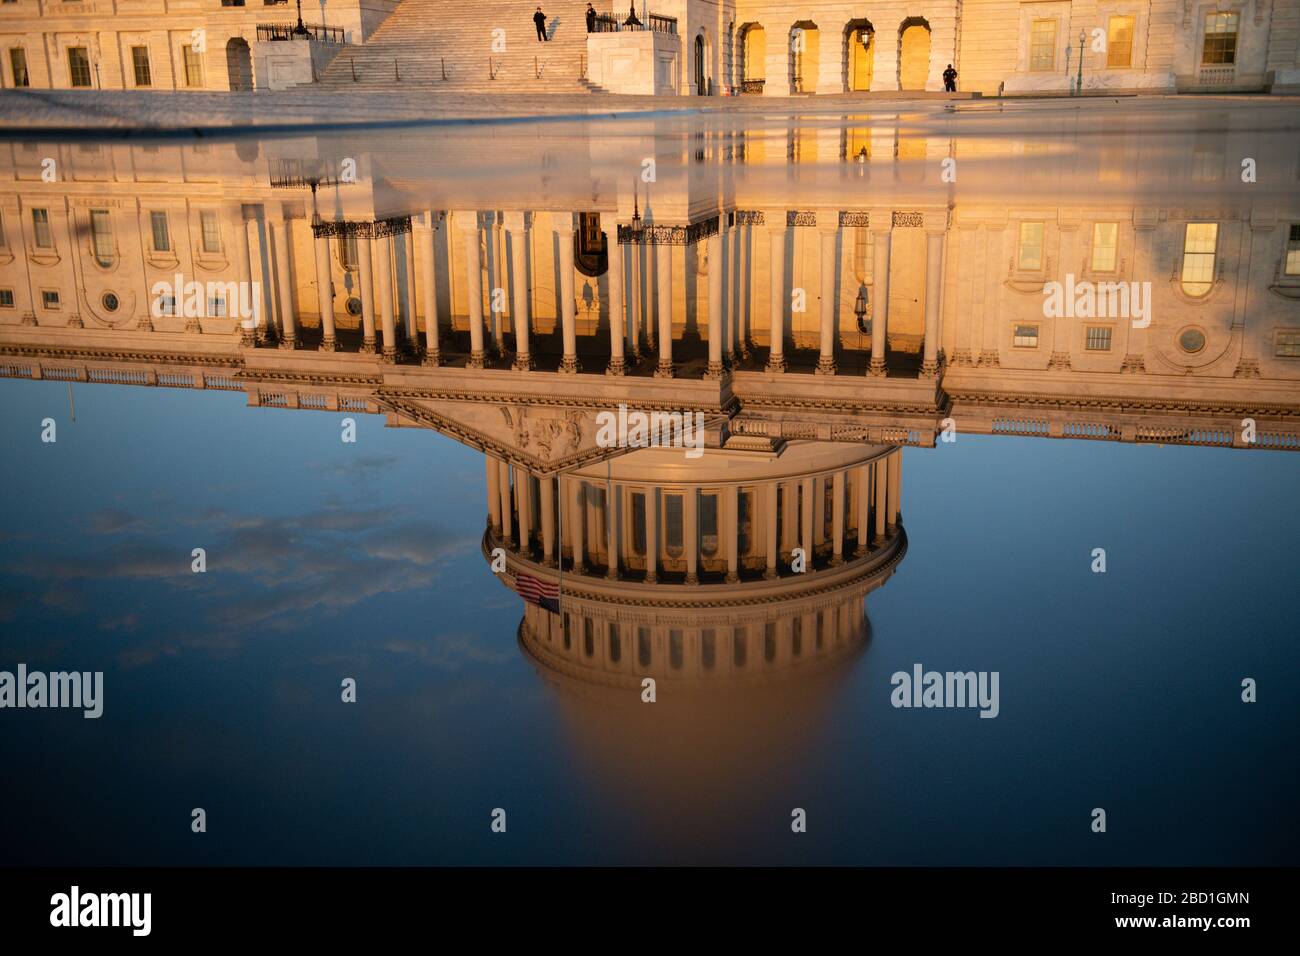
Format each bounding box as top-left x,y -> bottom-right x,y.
482,441 -> 903,687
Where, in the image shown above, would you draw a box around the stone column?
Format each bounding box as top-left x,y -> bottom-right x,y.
892,449 -> 903,525
357,234 -> 378,353
403,229 -> 419,344
629,239 -> 643,362
569,477 -> 586,573
728,219 -> 742,362
419,213 -> 441,365
684,487 -> 699,584
855,463 -> 870,556
602,213 -> 625,375
498,459 -> 513,546
517,470 -> 532,554
235,210 -> 256,345
540,476 -> 556,565
921,224 -> 944,377
557,215 -> 578,373
313,230 -> 337,351
644,486 -> 657,583
869,222 -> 891,376
781,480 -> 797,556
486,455 -> 502,533
767,220 -> 786,371
706,230 -> 724,378
886,451 -> 900,532
873,458 -> 887,544
375,235 -> 398,361
654,244 -> 674,377
764,481 -> 779,579
831,470 -> 845,564
725,484 -> 740,583
800,477 -> 814,569
272,219 -> 297,348
458,212 -> 486,368
605,485 -> 619,579
817,227 -> 838,374
502,211 -> 532,370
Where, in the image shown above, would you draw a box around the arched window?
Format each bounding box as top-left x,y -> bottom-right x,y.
89,210 -> 114,267
1181,223 -> 1218,296
846,21 -> 874,91
574,212 -> 607,277
898,18 -> 931,91
741,25 -> 766,85
790,22 -> 819,94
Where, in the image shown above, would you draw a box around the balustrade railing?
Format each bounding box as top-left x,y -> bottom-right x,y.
255,23 -> 346,44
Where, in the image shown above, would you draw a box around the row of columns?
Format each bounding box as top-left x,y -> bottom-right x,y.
485,449 -> 903,583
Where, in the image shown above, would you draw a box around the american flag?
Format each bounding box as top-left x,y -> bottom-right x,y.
516,573 -> 560,613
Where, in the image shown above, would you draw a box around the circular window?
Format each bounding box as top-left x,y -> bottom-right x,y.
1178,328 -> 1206,354
101,292 -> 119,313
346,297 -> 363,317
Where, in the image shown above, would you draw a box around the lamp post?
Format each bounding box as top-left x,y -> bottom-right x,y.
292,0 -> 310,38
1076,29 -> 1085,95
854,285 -> 869,372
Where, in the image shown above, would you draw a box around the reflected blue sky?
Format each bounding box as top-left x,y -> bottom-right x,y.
0,377 -> 1296,865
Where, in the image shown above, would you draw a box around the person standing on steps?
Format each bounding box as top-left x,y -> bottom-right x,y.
586,3 -> 597,32
534,7 -> 548,42
943,63 -> 958,92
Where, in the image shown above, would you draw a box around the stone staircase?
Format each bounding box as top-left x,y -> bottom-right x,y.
317,0 -> 594,92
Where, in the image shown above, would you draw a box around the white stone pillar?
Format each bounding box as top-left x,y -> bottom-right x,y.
458,212 -> 486,368
855,463 -> 870,556
869,223 -> 891,376
831,470 -> 845,564
644,486 -> 657,583
602,213 -> 625,375
767,220 -> 786,371
605,485 -> 619,579
419,214 -> 441,365
684,487 -> 699,584
706,230 -> 724,378
764,481 -> 778,579
557,215 -> 578,373
313,230 -> 337,351
375,235 -> 398,362
800,477 -> 814,569
540,476 -> 556,566
357,234 -> 378,353
725,484 -> 740,583
403,229 -> 418,343
654,244 -> 673,377
817,227 -> 837,374
272,220 -> 297,348
921,226 -> 944,377
505,211 -> 532,370
235,210 -> 255,344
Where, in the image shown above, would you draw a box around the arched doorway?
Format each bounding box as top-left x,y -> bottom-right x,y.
898,19 -> 930,91
226,38 -> 252,91
740,24 -> 766,92
790,22 -> 819,94
694,34 -> 706,95
845,20 -> 875,91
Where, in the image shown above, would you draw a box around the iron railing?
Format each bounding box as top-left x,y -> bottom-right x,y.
255,23 -> 346,43
592,11 -> 678,35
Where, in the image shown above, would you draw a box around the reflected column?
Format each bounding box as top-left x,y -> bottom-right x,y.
654,243 -> 674,378
767,216 -> 786,372
272,217 -> 298,349
921,216 -> 945,378
457,211 -> 486,368
506,211 -> 532,370
375,234 -> 398,362
817,226 -> 838,374
557,215 -> 579,373
357,232 -> 378,353
313,226 -> 337,351
706,229 -> 724,379
869,219 -> 891,376
540,476 -> 556,566
764,481 -> 778,579
602,213 -> 625,375
419,211 -> 441,366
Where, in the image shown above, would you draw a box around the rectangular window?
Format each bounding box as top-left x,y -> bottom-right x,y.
0,289 -> 14,308
200,211 -> 221,253
1017,221 -> 1044,271
1202,12 -> 1238,65
68,47 -> 92,88
150,211 -> 171,253
209,293 -> 227,317
131,46 -> 152,87
700,493 -> 718,557
1085,326 -> 1113,351
157,294 -> 176,317
9,48 -> 29,88
1091,222 -> 1119,272
340,233 -> 358,270
1029,19 -> 1057,71
1277,331 -> 1300,357
31,208 -> 53,249
1106,16 -> 1135,68
1013,324 -> 1039,348
183,44 -> 204,88
630,492 -> 646,557
664,494 -> 683,556
90,209 -> 113,265
1181,222 -> 1218,296
1285,224 -> 1300,276
42,290 -> 60,310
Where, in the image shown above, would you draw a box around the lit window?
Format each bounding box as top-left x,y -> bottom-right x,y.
339,233 -> 358,270
42,290 -> 60,310
1029,19 -> 1057,71
0,289 -> 13,308
1091,222 -> 1119,272
132,46 -> 151,87
1276,331 -> 1300,357
1085,326 -> 1113,351
1181,222 -> 1218,296
68,47 -> 91,87
1017,221 -> 1044,271
200,211 -> 221,253
183,44 -> 204,88
31,208 -> 52,249
9,48 -> 29,88
90,209 -> 114,266
150,211 -> 171,253
1107,16 -> 1134,68
1285,224 -> 1300,276
1202,12 -> 1238,65
1013,324 -> 1039,348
